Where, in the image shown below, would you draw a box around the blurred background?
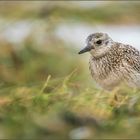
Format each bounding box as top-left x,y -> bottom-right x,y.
0,1 -> 140,139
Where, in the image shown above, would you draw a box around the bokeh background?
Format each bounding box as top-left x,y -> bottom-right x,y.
1,1 -> 140,139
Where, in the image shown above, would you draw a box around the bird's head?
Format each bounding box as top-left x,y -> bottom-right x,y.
78,32 -> 113,58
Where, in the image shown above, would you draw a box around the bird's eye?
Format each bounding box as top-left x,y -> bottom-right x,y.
96,40 -> 102,45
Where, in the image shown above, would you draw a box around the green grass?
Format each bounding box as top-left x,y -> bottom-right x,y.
0,40 -> 140,139
1,73 -> 140,139
0,2 -> 140,139
1,2 -> 140,24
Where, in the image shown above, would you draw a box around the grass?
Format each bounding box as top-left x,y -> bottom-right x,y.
0,1 -> 140,139
1,2 -> 140,24
0,39 -> 140,139
1,73 -> 140,139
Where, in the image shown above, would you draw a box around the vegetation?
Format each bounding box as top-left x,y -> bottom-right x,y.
0,1 -> 140,139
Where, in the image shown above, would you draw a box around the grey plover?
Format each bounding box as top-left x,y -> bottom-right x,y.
79,32 -> 140,90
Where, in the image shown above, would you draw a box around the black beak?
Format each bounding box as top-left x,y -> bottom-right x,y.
78,46 -> 92,54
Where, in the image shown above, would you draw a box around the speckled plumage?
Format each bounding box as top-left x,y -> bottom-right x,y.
79,33 -> 140,90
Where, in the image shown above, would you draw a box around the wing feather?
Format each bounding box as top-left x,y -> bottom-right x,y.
123,45 -> 140,73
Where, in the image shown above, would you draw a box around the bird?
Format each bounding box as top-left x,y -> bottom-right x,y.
78,32 -> 140,90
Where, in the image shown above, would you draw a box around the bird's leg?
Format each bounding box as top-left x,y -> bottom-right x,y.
108,88 -> 120,107
114,93 -> 118,101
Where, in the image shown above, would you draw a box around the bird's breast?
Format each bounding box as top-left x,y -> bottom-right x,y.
89,56 -> 126,90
